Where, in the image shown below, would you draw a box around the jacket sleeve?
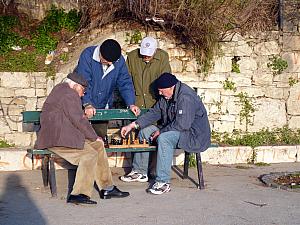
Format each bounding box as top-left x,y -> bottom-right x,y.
63,93 -> 98,141
135,100 -> 162,128
75,48 -> 94,107
116,56 -> 135,106
160,95 -> 203,133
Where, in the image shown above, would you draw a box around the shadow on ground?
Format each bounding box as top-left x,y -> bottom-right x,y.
0,174 -> 46,225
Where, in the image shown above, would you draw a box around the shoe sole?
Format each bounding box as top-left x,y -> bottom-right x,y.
100,193 -> 130,199
120,177 -> 148,183
149,187 -> 171,195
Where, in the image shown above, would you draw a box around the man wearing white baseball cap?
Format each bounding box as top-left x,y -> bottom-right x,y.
122,37 -> 171,183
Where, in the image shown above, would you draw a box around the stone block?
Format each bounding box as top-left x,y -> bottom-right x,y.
282,52 -> 300,73
206,73 -> 227,82
234,43 -> 253,56
212,57 -> 232,73
248,98 -> 286,132
238,57 -> 257,71
185,59 -> 198,72
15,89 -> 36,97
213,120 -> 235,133
0,119 -> 11,135
282,34 -> 300,51
1,72 -> 31,88
230,73 -> 252,87
201,146 -> 253,164
236,87 -> 264,97
168,48 -> 186,57
0,148 -> 32,171
0,87 -> 15,97
253,41 -> 280,55
287,82 -> 300,115
252,72 -> 273,86
255,146 -> 300,163
288,116 -> 300,129
203,90 -> 221,103
5,132 -> 32,147
263,86 -> 288,99
170,58 -> 183,73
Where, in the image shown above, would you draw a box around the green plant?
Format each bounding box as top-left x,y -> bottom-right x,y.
0,51 -> 38,72
60,52 -> 69,62
0,139 -> 14,148
267,55 -> 288,75
222,78 -> 237,91
45,65 -> 56,80
231,56 -> 241,73
211,127 -> 300,148
237,92 -> 255,131
189,153 -> 197,167
0,15 -> 31,55
32,32 -> 58,55
247,149 -> 257,164
289,77 -> 298,87
255,162 -> 270,166
127,30 -> 142,44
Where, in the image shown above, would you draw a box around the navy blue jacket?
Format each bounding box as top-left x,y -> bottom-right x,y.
136,82 -> 211,152
75,45 -> 135,108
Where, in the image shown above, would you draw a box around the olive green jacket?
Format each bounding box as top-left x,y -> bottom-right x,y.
126,48 -> 171,108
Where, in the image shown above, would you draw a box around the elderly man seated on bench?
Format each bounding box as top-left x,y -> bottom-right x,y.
35,72 -> 129,205
121,73 -> 211,195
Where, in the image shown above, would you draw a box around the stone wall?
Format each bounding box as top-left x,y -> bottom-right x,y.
0,27 -> 300,147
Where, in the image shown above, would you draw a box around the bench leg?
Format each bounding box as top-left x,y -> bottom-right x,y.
41,155 -> 49,188
183,151 -> 190,179
196,153 -> 205,189
49,156 -> 57,197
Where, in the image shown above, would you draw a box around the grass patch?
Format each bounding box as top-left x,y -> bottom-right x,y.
0,139 -> 14,148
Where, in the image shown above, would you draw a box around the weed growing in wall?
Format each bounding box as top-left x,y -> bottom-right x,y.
125,30 -> 142,44
237,92 -> 255,131
0,139 -> 14,148
222,78 -> 237,91
289,77 -> 298,87
267,55 -> 288,75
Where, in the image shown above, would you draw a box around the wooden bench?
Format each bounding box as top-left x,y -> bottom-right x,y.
22,109 -> 209,197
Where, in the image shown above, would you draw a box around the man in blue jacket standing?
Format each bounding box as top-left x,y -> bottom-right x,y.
75,39 -> 140,137
120,73 -> 211,195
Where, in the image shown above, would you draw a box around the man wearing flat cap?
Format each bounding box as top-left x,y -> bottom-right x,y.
120,73 -> 211,195
75,39 -> 140,138
35,72 -> 130,205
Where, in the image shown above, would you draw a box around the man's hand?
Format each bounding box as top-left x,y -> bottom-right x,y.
121,122 -> 136,138
129,105 -> 141,116
150,130 -> 160,142
84,105 -> 96,119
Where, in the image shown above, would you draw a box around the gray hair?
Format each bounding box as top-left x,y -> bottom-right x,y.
63,77 -> 77,86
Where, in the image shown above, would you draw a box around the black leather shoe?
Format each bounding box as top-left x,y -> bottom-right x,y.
100,186 -> 130,199
67,194 -> 97,205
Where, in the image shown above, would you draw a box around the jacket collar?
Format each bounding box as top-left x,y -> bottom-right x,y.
92,45 -> 115,79
172,82 -> 181,102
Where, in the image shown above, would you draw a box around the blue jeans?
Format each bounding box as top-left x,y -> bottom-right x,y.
132,125 -> 180,183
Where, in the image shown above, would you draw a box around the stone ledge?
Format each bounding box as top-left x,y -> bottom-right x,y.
0,146 -> 299,171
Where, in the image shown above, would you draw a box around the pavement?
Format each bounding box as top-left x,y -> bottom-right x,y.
0,163 -> 300,225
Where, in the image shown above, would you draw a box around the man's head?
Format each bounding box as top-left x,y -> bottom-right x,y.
155,73 -> 179,100
100,39 -> 122,65
66,72 -> 88,97
140,37 -> 158,62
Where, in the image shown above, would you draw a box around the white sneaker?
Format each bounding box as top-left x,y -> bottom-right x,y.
120,171 -> 148,182
148,182 -> 171,195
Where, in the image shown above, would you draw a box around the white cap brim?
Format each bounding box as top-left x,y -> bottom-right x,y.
140,47 -> 156,56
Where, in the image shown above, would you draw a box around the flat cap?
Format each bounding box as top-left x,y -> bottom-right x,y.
67,72 -> 88,88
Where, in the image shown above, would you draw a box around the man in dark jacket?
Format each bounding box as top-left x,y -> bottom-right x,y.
120,73 -> 211,195
75,39 -> 140,138
121,37 -> 171,183
35,72 -> 130,205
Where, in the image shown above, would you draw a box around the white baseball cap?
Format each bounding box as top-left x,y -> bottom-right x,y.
140,37 -> 158,56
